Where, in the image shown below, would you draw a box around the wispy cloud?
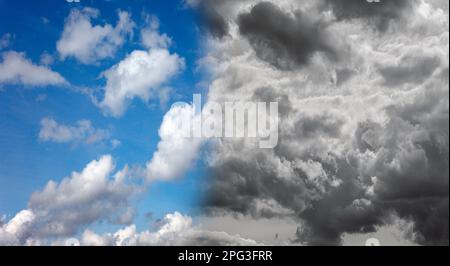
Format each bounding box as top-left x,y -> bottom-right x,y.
57,7 -> 135,64
0,51 -> 67,87
39,117 -> 110,145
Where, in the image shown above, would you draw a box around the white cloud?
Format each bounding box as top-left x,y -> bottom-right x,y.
96,14 -> 184,117
115,207 -> 136,225
2,210 -> 35,237
183,0 -> 201,8
39,117 -> 110,145
141,15 -> 172,49
39,51 -> 54,66
0,210 -> 36,245
146,103 -> 204,181
30,155 -> 126,209
1,102 -> 204,246
1,211 -> 259,246
0,155 -> 139,245
56,8 -> 134,64
80,212 -> 259,246
0,51 -> 67,87
0,229 -> 18,246
81,229 -> 113,246
99,49 -> 185,117
28,155 -> 137,238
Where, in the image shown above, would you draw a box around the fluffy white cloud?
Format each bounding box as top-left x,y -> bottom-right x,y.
0,210 -> 35,245
1,101 -> 203,246
56,8 -> 134,64
28,155 -> 136,236
1,211 -> 258,246
0,229 -> 18,246
96,14 -> 184,117
0,155 -> 138,244
141,15 -> 172,49
146,103 -> 204,181
39,117 -> 110,145
99,49 -> 185,117
80,212 -> 259,246
0,155 -> 141,245
0,51 -> 67,87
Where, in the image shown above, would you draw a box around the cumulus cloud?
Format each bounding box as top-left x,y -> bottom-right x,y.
194,0 -> 449,246
28,155 -> 138,238
98,48 -> 184,117
96,15 -> 184,117
140,15 -> 172,49
146,103 -> 204,181
0,146 -> 210,245
80,212 -> 258,246
0,210 -> 35,245
56,8 -> 134,64
0,155 -> 139,245
0,51 -> 67,87
237,1 -> 340,70
39,118 -> 110,145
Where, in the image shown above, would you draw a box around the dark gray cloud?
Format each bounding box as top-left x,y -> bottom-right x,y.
323,0 -> 416,31
292,113 -> 343,139
296,158 -> 384,245
205,86 -> 449,245
305,85 -> 448,245
204,151 -> 314,219
200,0 -> 448,246
237,2 -> 339,70
379,55 -> 441,87
367,86 -> 449,245
252,87 -> 293,117
204,150 -> 386,245
191,0 -> 250,38
203,80 -> 449,246
198,1 -> 229,38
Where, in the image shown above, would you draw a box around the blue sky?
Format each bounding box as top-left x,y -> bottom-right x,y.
0,0 -> 205,232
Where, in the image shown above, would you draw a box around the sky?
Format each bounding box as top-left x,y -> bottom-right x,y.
0,0 -> 210,243
0,0 -> 449,246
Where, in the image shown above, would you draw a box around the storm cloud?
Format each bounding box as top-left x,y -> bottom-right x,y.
200,1 -> 229,38
237,2 -> 339,70
198,0 -> 449,245
323,0 -> 416,31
